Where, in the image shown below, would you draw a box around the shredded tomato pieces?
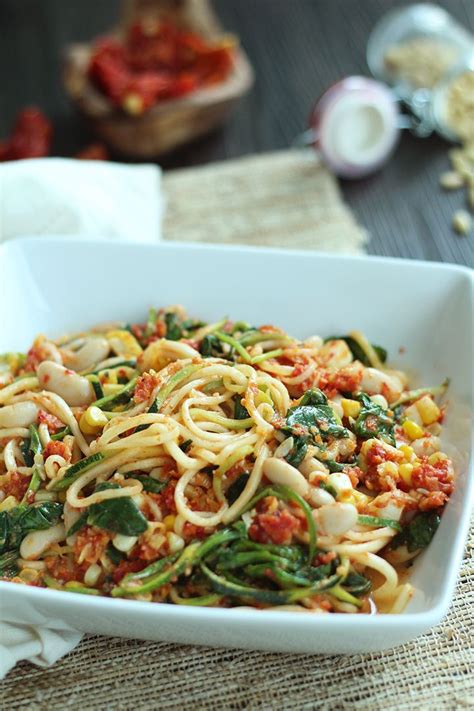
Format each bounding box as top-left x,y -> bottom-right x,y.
249,508 -> 301,546
37,410 -> 64,433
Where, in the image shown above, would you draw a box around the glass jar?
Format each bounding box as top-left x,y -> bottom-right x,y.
367,3 -> 474,139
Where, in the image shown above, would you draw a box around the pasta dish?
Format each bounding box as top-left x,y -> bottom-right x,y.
0,306 -> 453,613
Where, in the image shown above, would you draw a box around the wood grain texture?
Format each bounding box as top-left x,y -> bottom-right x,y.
0,0 -> 472,265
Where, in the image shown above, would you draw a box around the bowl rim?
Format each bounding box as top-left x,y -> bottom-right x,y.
1,238 -> 472,630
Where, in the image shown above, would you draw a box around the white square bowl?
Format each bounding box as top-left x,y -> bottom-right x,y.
0,238 -> 472,654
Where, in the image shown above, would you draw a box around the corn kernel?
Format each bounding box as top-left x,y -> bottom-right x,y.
379,461 -> 399,477
339,491 -> 355,505
163,514 -> 176,531
341,399 -> 361,418
402,420 -> 424,440
85,406 -> 108,428
428,451 -> 448,465
80,406 -> 108,435
399,463 -> 414,486
399,444 -> 415,461
415,396 -> 441,426
351,490 -> 370,506
106,330 -> 143,357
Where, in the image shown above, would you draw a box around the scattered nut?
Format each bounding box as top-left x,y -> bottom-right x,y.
439,170 -> 464,190
452,209 -> 472,236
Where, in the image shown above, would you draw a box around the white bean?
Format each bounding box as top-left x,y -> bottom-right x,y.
263,457 -> 310,497
139,339 -> 200,373
0,401 -> 39,429
371,394 -> 388,410
308,487 -> 335,507
360,368 -> 403,403
317,340 -> 353,367
112,533 -> 138,552
412,436 -> 441,457
84,563 -> 102,586
404,403 -> 423,426
63,501 -> 82,533
327,472 -> 353,496
303,335 -> 323,349
317,503 -> 358,536
37,361 -> 94,407
299,458 -> 329,477
329,399 -> 344,419
167,532 -> 185,554
19,523 -> 66,560
67,337 -> 110,372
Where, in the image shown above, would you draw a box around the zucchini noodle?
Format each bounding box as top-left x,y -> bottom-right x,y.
0,305 -> 455,615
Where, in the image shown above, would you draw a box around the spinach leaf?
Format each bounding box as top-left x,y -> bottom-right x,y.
343,571 -> 372,596
281,389 -> 348,469
234,396 -> 250,420
20,502 -> 63,534
0,502 -> 63,556
285,389 -> 348,441
130,475 -> 166,494
20,424 -> 42,468
164,312 -> 182,341
106,543 -> 126,566
0,511 -> 9,551
354,393 -> 395,445
66,510 -> 89,537
299,390 -> 328,407
21,438 -> 34,467
181,319 -> 206,332
226,473 -> 250,504
325,336 -> 387,366
200,334 -> 225,358
391,512 -> 441,553
0,550 -> 19,577
319,481 -> 338,498
286,404 -> 348,439
277,389 -> 350,468
326,459 -> 345,473
87,483 -> 148,536
179,439 -> 192,453
285,433 -> 312,467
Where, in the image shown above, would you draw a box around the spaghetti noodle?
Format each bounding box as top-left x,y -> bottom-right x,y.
0,307 -> 454,613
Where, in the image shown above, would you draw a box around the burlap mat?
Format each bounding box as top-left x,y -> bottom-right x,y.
162,149 -> 368,252
2,150 -> 473,710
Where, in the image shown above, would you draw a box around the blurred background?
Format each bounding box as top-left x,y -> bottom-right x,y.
0,0 -> 472,265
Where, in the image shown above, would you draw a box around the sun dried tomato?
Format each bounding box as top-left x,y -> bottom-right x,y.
87,20 -> 234,114
249,509 -> 300,545
412,457 -> 453,496
38,409 -> 64,433
43,439 -> 72,462
112,559 -> 147,584
133,371 -> 160,403
0,107 -> 53,161
73,527 -> 110,565
3,471 -> 30,501
45,556 -> 87,584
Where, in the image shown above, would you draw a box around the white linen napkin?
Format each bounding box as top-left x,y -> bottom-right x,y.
0,157 -> 163,243
0,156 -> 163,678
0,621 -> 83,678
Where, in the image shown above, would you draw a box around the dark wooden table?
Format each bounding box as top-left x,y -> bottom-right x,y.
0,0 -> 472,266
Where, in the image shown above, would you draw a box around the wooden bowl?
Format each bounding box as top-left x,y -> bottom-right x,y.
63,0 -> 254,158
